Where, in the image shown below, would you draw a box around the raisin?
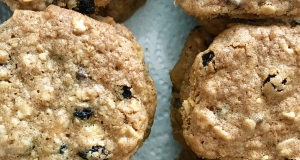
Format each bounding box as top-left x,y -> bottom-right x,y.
77,145 -> 108,159
59,143 -> 68,154
77,151 -> 88,159
76,68 -> 87,81
74,108 -> 93,120
173,98 -> 181,108
202,51 -> 215,67
90,145 -> 108,156
282,78 -> 287,85
172,86 -> 179,93
52,0 -> 58,5
122,86 -> 132,99
74,0 -> 95,14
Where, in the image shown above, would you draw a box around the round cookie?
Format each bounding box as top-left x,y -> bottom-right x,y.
0,5 -> 157,160
175,0 -> 300,20
1,0 -> 146,22
182,24 -> 300,159
170,26 -> 213,149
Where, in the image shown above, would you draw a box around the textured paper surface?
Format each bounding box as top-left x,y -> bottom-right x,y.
0,1 -> 199,159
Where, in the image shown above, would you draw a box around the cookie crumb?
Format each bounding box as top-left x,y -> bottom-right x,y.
38,51 -> 49,61
277,138 -> 299,157
213,126 -> 231,140
262,155 -> 270,160
72,17 -> 88,34
0,125 -> 7,135
182,99 -> 191,115
261,4 -> 276,15
282,112 -> 295,121
229,0 -> 242,5
243,118 -> 256,131
19,0 -> 33,5
0,68 -> 9,80
0,50 -> 9,64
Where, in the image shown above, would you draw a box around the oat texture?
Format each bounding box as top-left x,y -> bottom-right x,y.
0,5 -> 157,160
1,0 -> 146,22
182,24 -> 300,159
170,26 -> 213,149
175,0 -> 300,19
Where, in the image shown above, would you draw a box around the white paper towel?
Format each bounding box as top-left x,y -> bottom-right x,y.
0,1 -> 199,159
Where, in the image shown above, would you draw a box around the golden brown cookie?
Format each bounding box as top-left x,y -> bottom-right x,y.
175,0 -> 300,20
1,0 -> 145,22
170,26 -> 213,149
0,5 -> 157,160
182,24 -> 300,159
2,0 -> 110,13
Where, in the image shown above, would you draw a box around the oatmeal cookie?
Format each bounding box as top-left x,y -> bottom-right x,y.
0,5 -> 157,160
175,0 -> 300,20
182,24 -> 300,159
2,0 -> 111,12
1,0 -> 145,22
170,26 -> 213,149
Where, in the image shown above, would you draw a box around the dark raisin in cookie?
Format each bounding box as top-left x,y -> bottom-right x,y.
183,24 -> 300,159
1,0 -> 146,22
0,5 -> 157,160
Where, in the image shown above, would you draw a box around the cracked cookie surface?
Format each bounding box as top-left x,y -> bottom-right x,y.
182,24 -> 300,159
0,5 -> 157,160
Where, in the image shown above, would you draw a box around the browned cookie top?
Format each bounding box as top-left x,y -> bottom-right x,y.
2,0 -> 146,22
175,0 -> 300,19
2,0 -> 106,13
182,24 -> 300,159
0,5 -> 157,160
170,26 -> 213,149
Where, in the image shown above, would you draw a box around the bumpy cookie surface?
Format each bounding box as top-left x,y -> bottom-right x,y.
2,0 -> 145,22
182,24 -> 300,159
0,5 -> 157,160
170,26 -> 213,149
175,0 -> 300,19
2,0 -> 111,12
